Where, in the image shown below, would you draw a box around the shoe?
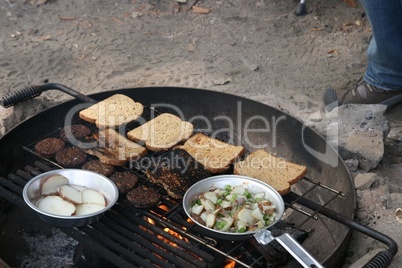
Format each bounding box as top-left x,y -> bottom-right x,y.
323,78 -> 402,111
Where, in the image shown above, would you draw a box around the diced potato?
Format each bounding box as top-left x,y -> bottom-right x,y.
203,191 -> 218,204
251,207 -> 264,221
254,192 -> 265,200
205,213 -> 216,228
200,211 -> 207,222
219,200 -> 231,209
232,186 -> 245,195
201,199 -> 215,211
220,217 -> 234,232
237,208 -> 254,225
191,203 -> 204,215
236,220 -> 249,230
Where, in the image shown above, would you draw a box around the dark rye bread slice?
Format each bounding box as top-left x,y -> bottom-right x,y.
79,94 -> 144,128
233,149 -> 307,195
145,148 -> 210,199
179,133 -> 245,174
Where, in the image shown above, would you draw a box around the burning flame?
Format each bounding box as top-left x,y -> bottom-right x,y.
224,261 -> 236,268
144,204 -> 189,245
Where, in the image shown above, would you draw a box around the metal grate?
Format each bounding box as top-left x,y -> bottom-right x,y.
0,158 -> 348,268
0,107 -> 352,267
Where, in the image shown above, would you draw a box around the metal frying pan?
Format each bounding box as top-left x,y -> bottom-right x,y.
182,175 -> 324,268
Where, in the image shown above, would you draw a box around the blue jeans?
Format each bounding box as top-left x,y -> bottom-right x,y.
361,0 -> 402,91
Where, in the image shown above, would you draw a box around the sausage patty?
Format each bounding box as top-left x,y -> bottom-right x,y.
126,185 -> 161,208
60,124 -> 91,142
82,159 -> 115,177
55,147 -> 87,167
110,171 -> 139,194
34,138 -> 66,158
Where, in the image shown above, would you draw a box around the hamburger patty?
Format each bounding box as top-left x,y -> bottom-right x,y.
34,137 -> 66,158
110,171 -> 139,194
82,159 -> 115,177
60,124 -> 91,142
126,185 -> 161,208
55,147 -> 87,167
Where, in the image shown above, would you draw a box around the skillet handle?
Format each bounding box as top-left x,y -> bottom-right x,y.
0,83 -> 97,108
254,230 -> 324,268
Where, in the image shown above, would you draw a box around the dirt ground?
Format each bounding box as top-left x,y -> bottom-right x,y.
0,0 -> 401,267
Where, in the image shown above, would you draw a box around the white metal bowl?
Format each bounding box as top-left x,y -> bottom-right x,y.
23,169 -> 119,227
182,175 -> 285,240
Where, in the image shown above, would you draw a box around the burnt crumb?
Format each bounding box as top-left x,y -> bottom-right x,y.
34,137 -> 66,158
55,147 -> 87,167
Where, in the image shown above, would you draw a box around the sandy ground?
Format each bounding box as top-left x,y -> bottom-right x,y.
0,0 -> 401,267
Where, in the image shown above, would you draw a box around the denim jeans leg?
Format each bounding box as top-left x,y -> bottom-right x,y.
360,0 -> 402,91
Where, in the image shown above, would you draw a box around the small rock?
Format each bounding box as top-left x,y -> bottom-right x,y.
131,12 -> 143,18
354,173 -> 378,190
213,77 -> 231,85
396,208 -> 402,224
345,158 -> 359,172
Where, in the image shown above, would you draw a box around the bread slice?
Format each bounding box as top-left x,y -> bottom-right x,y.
127,113 -> 193,151
79,94 -> 144,128
179,133 -> 244,174
99,128 -> 147,160
85,128 -> 147,166
233,149 -> 307,195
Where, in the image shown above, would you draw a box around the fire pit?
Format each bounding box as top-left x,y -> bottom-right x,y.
0,85 -> 397,267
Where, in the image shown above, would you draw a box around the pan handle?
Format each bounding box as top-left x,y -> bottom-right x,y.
0,83 -> 97,108
254,230 -> 324,268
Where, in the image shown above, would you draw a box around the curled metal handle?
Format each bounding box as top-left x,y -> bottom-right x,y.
254,230 -> 323,268
0,83 -> 97,108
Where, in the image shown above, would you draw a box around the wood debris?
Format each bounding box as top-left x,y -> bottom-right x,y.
343,0 -> 357,8
192,6 -> 210,14
31,35 -> 51,42
59,16 -> 76,21
310,27 -> 323,31
327,49 -> 339,56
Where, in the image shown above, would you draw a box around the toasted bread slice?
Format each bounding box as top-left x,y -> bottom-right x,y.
127,113 -> 194,151
179,133 -> 244,174
98,128 -> 147,161
79,94 -> 144,128
84,147 -> 127,166
233,150 -> 307,195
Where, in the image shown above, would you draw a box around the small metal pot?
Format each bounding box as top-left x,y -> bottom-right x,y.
23,169 -> 119,227
183,175 -> 323,268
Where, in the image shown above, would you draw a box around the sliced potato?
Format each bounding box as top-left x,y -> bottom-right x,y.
41,175 -> 69,195
75,203 -> 106,216
71,184 -> 88,192
37,195 -> 76,216
81,189 -> 106,206
57,185 -> 83,205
